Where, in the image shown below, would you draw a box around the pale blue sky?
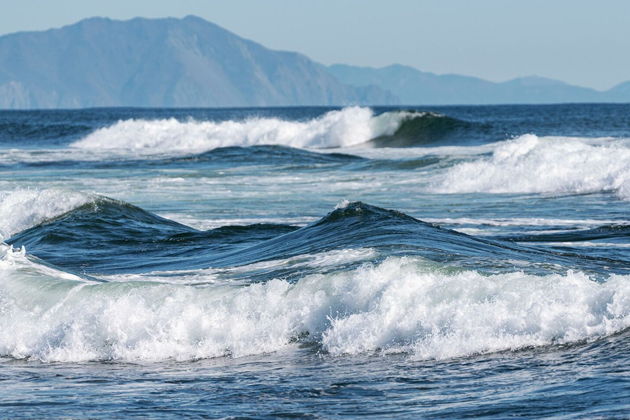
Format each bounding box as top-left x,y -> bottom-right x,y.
1,0 -> 628,90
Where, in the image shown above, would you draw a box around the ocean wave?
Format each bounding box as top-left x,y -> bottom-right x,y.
8,196 -> 627,276
1,245 -> 628,362
6,198 -> 539,276
367,111 -> 478,147
70,108 -> 470,154
0,189 -> 93,240
432,134 -> 630,200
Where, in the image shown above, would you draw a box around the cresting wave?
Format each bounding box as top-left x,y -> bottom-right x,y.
1,245 -> 629,362
432,134 -> 630,200
0,189 -> 93,240
70,107 -> 463,154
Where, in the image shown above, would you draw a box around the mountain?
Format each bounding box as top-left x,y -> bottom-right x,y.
328,64 -> 628,105
606,81 -> 630,102
0,16 -> 396,109
328,64 -> 495,105
1,16 -> 627,109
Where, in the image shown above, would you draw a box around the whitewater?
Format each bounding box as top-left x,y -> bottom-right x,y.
71,107 -> 411,151
1,104 -> 629,418
65,107 -> 630,200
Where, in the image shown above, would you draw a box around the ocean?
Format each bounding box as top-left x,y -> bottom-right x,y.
0,104 -> 629,418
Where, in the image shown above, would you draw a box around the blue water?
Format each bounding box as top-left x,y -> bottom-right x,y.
0,104 -> 629,418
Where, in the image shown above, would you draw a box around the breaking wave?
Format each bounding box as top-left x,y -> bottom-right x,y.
432,134 -> 630,200
1,190 -> 629,363
70,107 -> 472,154
1,245 -> 629,362
0,189 -> 93,240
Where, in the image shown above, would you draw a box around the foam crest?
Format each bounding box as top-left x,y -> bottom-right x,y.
1,253 -> 628,362
71,107 -> 410,154
0,189 -> 92,240
433,135 -> 630,199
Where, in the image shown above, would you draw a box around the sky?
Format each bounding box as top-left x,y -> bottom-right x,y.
0,0 -> 628,91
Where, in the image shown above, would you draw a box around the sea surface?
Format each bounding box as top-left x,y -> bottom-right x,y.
0,104 -> 629,418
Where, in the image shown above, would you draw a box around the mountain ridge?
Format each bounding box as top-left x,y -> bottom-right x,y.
0,16 -> 396,109
328,63 -> 628,105
0,16 -> 628,109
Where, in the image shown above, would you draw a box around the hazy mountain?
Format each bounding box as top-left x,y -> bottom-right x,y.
328,64 -> 628,105
0,16 -> 396,109
606,81 -> 630,102
1,16 -> 627,109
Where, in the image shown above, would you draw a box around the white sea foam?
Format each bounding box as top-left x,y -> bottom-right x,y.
1,249 -> 628,362
335,199 -> 351,209
71,107 -> 413,154
0,189 -> 93,240
432,134 -> 630,199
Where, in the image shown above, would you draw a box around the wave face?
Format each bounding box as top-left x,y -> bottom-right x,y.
368,111 -> 479,147
1,244 -> 628,362
7,196 -> 299,275
432,134 -> 630,200
70,108 -> 473,154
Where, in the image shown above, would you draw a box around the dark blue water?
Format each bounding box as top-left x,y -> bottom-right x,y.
1,104 -> 629,418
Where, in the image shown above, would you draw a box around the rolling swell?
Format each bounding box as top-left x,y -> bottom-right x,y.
8,199 -> 520,275
7,198 -> 299,274
8,199 -> 626,278
1,145 -> 364,171
169,145 -> 363,166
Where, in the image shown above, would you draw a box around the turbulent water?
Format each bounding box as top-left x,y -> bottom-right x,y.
1,104 -> 629,418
